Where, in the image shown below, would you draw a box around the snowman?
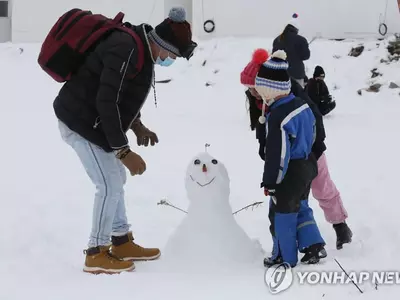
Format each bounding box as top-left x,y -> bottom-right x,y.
162,151 -> 263,271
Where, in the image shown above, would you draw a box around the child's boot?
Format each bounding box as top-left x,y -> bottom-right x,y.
264,236 -> 285,267
297,199 -> 326,263
333,222 -> 352,249
300,243 -> 327,264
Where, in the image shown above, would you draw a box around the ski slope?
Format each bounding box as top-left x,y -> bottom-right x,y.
1,35 -> 400,300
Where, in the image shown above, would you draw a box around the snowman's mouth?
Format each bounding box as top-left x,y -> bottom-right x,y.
190,175 -> 216,187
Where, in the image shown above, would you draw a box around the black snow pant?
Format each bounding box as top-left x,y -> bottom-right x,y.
268,154 -> 318,236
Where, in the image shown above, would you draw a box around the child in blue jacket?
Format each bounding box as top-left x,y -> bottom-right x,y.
254,50 -> 326,267
241,49 -> 352,252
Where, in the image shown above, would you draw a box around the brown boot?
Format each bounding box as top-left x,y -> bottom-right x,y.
83,246 -> 135,274
110,232 -> 161,261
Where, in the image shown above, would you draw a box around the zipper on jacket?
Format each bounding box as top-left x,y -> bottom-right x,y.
96,58 -> 155,133
93,116 -> 101,128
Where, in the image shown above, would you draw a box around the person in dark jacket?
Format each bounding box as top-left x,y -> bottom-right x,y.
240,49 -> 352,253
272,13 -> 310,87
54,7 -> 197,274
305,65 -> 336,116
252,50 -> 326,267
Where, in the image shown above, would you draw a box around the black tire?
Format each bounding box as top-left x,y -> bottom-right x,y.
378,23 -> 387,36
203,20 -> 215,33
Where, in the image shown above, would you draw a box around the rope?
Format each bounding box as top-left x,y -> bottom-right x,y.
383,0 -> 389,22
201,0 -> 216,33
201,0 -> 205,23
147,0 -> 157,22
378,0 -> 389,36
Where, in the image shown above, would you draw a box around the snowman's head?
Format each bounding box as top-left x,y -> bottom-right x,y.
185,152 -> 230,200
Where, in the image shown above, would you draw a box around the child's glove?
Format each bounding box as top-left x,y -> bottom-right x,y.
261,182 -> 275,197
264,188 -> 276,197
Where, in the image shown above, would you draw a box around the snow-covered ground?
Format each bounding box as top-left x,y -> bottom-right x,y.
1,35 -> 399,300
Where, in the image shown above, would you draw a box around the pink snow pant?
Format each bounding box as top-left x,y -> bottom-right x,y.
311,153 -> 348,224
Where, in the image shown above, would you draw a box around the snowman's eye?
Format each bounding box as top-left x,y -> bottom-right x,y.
211,159 -> 218,164
194,159 -> 201,165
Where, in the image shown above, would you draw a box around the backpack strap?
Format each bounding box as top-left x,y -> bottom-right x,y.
112,12 -> 125,24
119,26 -> 145,78
112,12 -> 145,77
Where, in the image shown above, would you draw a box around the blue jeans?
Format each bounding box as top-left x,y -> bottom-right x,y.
58,121 -> 131,247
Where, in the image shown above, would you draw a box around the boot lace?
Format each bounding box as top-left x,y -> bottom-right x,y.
132,242 -> 146,252
106,250 -> 123,261
83,248 -> 123,261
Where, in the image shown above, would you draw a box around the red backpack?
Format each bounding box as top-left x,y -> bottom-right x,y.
38,8 -> 144,82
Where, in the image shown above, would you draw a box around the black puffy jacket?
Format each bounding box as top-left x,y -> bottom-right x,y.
53,24 -> 155,152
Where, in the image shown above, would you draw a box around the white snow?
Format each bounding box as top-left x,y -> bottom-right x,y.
1,35 -> 400,300
159,152 -> 263,272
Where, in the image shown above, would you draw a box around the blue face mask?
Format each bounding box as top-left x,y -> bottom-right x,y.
156,56 -> 175,67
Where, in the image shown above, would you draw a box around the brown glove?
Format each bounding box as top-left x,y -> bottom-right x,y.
115,147 -> 146,176
131,119 -> 159,147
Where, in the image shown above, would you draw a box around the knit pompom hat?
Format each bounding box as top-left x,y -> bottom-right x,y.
288,13 -> 300,30
255,50 -> 291,123
240,49 -> 269,87
313,65 -> 325,78
148,7 -> 195,58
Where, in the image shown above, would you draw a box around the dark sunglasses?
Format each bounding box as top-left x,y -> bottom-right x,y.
180,42 -> 198,60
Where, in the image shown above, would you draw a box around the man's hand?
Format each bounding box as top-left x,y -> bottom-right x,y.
115,147 -> 146,176
131,119 -> 159,147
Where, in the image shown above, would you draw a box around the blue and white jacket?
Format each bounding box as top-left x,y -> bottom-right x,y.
263,93 -> 316,189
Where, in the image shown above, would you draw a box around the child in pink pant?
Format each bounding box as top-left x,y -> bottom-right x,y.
311,153 -> 352,249
312,153 -> 348,224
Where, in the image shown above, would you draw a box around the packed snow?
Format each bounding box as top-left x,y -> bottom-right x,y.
159,151 -> 263,272
1,34 -> 400,300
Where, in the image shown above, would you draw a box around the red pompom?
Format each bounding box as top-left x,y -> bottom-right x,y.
252,48 -> 269,64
